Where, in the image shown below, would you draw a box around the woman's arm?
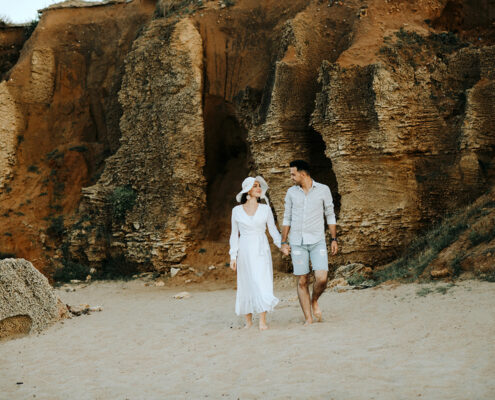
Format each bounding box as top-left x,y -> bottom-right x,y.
266,206 -> 282,248
229,209 -> 239,269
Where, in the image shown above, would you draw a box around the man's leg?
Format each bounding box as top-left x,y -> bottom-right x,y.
291,243 -> 311,324
297,274 -> 313,325
311,270 -> 328,322
309,239 -> 329,322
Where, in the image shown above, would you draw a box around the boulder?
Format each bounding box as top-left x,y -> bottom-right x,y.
0,258 -> 67,341
333,263 -> 370,280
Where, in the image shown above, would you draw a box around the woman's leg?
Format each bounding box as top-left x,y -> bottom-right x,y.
244,313 -> 253,328
259,312 -> 268,330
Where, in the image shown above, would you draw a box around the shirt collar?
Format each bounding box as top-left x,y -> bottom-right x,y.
297,179 -> 317,192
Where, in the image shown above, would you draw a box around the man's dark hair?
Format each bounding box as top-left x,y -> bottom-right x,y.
289,160 -> 311,175
240,193 -> 262,204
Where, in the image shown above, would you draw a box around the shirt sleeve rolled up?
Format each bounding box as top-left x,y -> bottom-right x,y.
323,185 -> 336,225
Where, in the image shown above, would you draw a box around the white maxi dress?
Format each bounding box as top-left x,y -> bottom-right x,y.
229,204 -> 281,315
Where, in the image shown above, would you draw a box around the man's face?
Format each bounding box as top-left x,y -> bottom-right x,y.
290,167 -> 303,185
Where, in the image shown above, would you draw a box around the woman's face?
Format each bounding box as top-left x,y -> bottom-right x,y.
249,181 -> 262,198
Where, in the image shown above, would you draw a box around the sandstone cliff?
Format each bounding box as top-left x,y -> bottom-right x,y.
0,0 -> 494,278
0,25 -> 28,81
0,0 -> 156,272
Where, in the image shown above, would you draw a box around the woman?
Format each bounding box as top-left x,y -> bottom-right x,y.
229,176 -> 281,330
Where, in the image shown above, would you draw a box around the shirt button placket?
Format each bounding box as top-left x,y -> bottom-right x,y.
303,196 -> 307,241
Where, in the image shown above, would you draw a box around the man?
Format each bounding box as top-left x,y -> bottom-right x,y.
281,160 -> 338,325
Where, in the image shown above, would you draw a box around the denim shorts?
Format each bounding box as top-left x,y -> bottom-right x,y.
290,239 -> 329,275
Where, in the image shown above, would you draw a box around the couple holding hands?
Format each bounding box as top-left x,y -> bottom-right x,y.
229,160 -> 338,330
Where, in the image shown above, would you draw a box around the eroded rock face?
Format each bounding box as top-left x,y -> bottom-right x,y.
0,0 -> 155,272
0,25 -> 27,80
1,0 -> 494,276
69,18 -> 206,271
244,1 -> 356,225
0,258 -> 64,340
311,36 -> 495,265
66,0 -> 494,274
68,1 -> 321,271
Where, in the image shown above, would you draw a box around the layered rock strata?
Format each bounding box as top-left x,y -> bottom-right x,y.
0,0 -> 155,272
68,0 -> 323,270
69,18 -> 205,271
68,0 -> 494,273
0,0 -> 493,275
311,37 -> 495,264
0,25 -> 27,80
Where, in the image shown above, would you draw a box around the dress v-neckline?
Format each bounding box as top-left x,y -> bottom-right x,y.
241,204 -> 260,217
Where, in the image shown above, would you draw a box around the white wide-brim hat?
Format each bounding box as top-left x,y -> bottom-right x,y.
236,176 -> 270,205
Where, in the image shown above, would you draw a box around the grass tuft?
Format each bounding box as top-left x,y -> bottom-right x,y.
416,287 -> 433,297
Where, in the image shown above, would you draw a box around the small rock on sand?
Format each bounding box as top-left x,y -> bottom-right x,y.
173,292 -> 191,299
431,268 -> 451,278
170,268 -> 180,278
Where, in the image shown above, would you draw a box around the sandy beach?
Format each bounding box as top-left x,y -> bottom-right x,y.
1,278 -> 494,400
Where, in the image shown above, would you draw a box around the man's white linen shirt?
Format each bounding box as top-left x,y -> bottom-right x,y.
283,181 -> 336,245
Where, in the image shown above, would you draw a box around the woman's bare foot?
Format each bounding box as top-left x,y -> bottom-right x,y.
259,311 -> 268,331
303,318 -> 313,326
312,301 -> 322,322
244,314 -> 253,329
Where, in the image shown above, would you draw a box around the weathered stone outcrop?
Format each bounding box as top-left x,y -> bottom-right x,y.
1,0 -> 494,276
68,0 -> 325,271
0,0 -> 155,272
65,0 -> 494,274
244,1 -> 357,224
311,35 -> 495,265
69,18 -> 205,271
0,25 -> 27,80
0,258 -> 66,340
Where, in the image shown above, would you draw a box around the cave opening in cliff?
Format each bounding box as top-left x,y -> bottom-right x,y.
203,95 -> 250,241
306,128 -> 341,215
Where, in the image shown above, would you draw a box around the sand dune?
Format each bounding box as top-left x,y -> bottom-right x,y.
1,278 -> 494,399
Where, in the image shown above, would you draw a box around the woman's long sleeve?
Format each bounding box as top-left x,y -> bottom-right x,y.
229,209 -> 239,259
266,206 -> 282,248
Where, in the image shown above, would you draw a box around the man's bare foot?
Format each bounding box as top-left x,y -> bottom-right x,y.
243,322 -> 253,329
259,322 -> 269,331
312,301 -> 322,322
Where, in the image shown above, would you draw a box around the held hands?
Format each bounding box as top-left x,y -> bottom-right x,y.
281,243 -> 291,256
230,259 -> 237,271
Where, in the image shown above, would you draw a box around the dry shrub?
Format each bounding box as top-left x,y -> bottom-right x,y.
156,0 -> 194,18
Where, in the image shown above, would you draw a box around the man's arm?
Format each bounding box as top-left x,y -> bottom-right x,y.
281,191 -> 292,255
329,223 -> 338,255
328,224 -> 337,239
281,225 -> 290,243
281,225 -> 291,256
323,186 -> 338,255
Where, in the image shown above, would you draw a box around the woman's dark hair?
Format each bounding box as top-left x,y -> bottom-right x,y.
289,160 -> 311,175
240,192 -> 262,204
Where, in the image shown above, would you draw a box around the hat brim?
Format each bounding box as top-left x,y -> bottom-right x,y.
236,176 -> 269,203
